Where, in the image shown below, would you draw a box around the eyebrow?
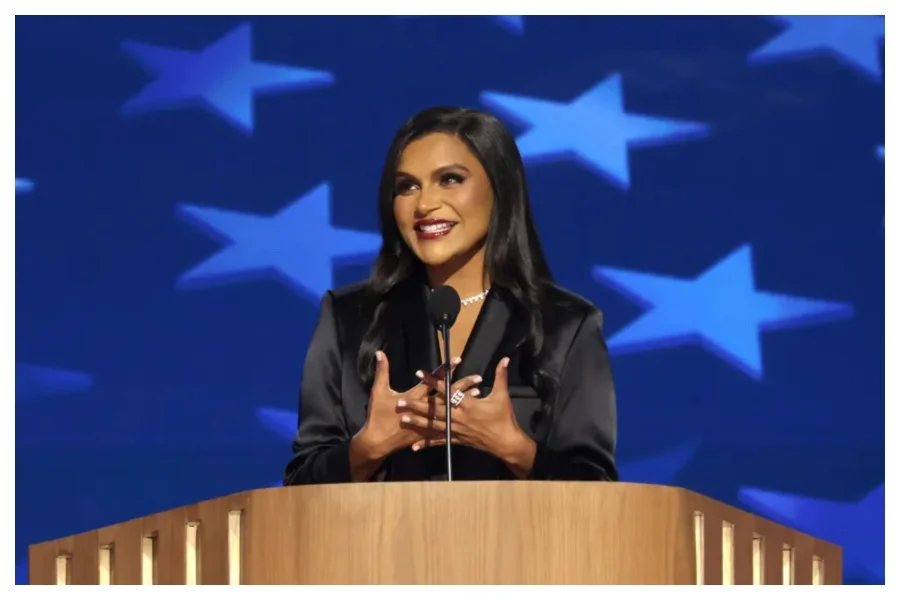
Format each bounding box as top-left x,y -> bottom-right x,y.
395,163 -> 472,179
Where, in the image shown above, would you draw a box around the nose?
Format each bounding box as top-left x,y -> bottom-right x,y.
414,188 -> 442,217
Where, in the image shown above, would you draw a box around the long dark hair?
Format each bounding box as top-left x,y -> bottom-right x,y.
356,107 -> 554,390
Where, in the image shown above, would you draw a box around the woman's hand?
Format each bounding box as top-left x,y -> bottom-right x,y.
401,357 -> 537,476
353,351 -> 458,461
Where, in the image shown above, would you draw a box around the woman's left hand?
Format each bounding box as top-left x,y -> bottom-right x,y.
400,357 -> 530,460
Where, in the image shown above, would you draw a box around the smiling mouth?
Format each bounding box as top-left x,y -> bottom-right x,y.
414,220 -> 457,240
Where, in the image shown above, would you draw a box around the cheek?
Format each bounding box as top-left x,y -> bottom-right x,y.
457,192 -> 493,233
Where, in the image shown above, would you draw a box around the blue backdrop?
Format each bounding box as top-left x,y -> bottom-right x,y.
15,15 -> 885,585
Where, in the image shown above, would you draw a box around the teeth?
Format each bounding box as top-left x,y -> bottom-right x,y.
420,223 -> 454,233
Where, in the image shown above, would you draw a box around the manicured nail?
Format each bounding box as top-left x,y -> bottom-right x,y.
416,370 -> 424,379
452,357 -> 462,365
397,399 -> 407,408
401,415 -> 411,423
471,389 -> 481,397
473,375 -> 483,383
412,443 -> 421,451
375,351 -> 383,362
502,357 -> 510,368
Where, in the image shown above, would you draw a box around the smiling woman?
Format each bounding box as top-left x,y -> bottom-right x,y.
283,107 -> 619,485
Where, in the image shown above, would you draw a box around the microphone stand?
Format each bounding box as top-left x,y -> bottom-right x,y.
440,322 -> 453,481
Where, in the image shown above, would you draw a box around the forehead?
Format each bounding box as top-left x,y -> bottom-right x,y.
397,133 -> 478,174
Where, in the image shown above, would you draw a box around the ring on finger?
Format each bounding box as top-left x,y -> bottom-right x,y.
450,389 -> 466,407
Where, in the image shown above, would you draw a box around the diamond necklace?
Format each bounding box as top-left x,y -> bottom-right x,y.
460,289 -> 490,306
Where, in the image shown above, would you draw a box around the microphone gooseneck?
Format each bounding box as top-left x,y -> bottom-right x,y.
426,286 -> 461,481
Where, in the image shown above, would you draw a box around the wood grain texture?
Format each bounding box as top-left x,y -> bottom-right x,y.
28,482 -> 842,585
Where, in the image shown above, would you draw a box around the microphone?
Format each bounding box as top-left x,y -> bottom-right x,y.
426,285 -> 461,481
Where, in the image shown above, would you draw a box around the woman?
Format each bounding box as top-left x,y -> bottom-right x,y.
283,107 -> 618,484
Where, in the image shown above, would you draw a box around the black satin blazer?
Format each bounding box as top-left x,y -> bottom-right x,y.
283,279 -> 618,484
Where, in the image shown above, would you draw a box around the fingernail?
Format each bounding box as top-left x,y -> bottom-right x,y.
502,357 -> 510,368
401,415 -> 411,423
415,370 -> 424,378
473,375 -> 483,383
412,444 -> 420,452
397,399 -> 406,408
452,357 -> 462,365
471,389 -> 481,397
375,351 -> 383,362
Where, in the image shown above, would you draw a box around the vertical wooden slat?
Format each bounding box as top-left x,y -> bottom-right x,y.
752,535 -> 765,584
721,522 -> 734,585
228,510 -> 243,585
98,545 -> 113,585
694,511 -> 705,585
141,535 -> 157,585
55,555 -> 70,585
812,556 -> 824,585
185,522 -> 200,585
782,544 -> 794,585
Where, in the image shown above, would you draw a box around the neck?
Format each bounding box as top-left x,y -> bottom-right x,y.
426,246 -> 489,300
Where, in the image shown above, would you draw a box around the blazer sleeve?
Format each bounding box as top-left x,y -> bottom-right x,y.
283,291 -> 354,485
528,308 -> 618,481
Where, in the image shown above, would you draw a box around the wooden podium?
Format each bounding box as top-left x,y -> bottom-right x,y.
28,482 -> 841,585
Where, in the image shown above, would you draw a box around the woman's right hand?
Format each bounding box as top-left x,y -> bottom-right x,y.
353,350 -> 458,460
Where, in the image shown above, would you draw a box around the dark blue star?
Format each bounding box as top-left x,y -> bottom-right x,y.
121,23 -> 335,134
16,178 -> 34,194
749,16 -> 885,82
481,74 -> 710,190
177,182 -> 382,304
593,244 -> 854,379
739,483 -> 884,583
16,363 -> 93,402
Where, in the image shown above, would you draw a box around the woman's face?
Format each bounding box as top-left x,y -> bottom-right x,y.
392,133 -> 494,270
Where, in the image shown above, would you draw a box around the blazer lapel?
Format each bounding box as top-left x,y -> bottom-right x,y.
453,287 -> 520,387
382,279 -> 440,392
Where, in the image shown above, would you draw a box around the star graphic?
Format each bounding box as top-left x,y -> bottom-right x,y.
16,178 -> 34,194
16,363 -> 93,402
748,16 -> 885,82
177,182 -> 382,304
593,244 -> 854,379
121,23 -> 335,134
618,444 -> 697,485
396,15 -> 524,34
738,483 -> 884,583
876,145 -> 884,160
480,73 -> 710,190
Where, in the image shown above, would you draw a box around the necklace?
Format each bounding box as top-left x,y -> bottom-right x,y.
460,289 -> 490,306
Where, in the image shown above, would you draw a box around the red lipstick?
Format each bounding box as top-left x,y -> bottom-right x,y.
414,218 -> 457,240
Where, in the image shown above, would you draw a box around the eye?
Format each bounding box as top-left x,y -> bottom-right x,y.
393,179 -> 418,195
440,172 -> 465,186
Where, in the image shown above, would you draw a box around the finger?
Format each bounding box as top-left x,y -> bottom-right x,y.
451,375 -> 483,398
397,397 -> 447,420
416,357 -> 461,391
373,351 -> 391,392
412,436 -> 460,452
400,413 -> 445,432
491,357 -> 511,397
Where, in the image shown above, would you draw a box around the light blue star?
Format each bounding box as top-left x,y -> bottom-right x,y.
593,244 -> 854,379
493,16 -> 524,34
121,23 -> 335,134
618,444 -> 697,485
481,74 -> 710,190
876,145 -> 884,160
257,407 -> 298,442
739,483 -> 884,583
749,16 -> 885,82
16,363 -> 93,402
177,182 -> 382,304
396,15 -> 524,34
16,178 -> 34,194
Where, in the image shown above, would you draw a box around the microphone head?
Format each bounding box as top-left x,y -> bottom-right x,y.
427,286 -> 461,328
